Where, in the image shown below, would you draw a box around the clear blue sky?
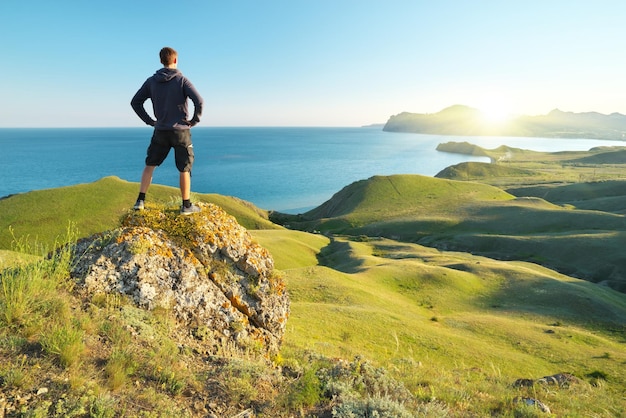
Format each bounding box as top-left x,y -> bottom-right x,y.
3,0 -> 626,127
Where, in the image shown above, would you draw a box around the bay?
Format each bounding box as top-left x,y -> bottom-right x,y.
0,127 -> 622,213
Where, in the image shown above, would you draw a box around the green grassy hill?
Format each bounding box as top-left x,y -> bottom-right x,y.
0,176 -> 278,252
569,148 -> 626,164
1,177 -> 626,416
274,174 -> 626,293
292,174 -> 514,224
435,142 -> 626,189
435,161 -> 535,181
255,230 -> 626,416
507,179 -> 626,214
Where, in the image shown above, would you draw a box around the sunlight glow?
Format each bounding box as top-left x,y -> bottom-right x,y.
476,100 -> 515,125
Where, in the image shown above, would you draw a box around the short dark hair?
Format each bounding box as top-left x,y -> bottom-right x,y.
159,47 -> 177,66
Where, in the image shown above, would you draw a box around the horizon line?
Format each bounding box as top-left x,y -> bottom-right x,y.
0,125 -> 385,129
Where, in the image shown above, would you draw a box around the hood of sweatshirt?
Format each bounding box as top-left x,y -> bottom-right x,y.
154,68 -> 180,83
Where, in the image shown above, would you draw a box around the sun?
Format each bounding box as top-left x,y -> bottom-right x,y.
480,107 -> 513,124
473,97 -> 515,126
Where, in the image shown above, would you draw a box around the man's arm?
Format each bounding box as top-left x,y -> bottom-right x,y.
130,81 -> 156,126
184,79 -> 204,126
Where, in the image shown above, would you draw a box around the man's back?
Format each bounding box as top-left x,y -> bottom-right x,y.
131,67 -> 203,130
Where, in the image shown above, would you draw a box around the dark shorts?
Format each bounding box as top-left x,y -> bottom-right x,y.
145,129 -> 194,172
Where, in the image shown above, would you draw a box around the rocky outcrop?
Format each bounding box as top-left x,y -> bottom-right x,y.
510,373 -> 579,414
70,203 -> 289,356
513,372 -> 578,388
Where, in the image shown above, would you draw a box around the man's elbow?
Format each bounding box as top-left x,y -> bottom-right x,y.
195,102 -> 204,116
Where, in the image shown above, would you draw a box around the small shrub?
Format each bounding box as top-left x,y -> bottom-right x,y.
106,348 -> 138,390
0,267 -> 31,326
0,354 -> 30,388
332,395 -> 414,418
47,229 -> 77,287
414,400 -> 451,417
320,356 -> 414,403
40,322 -> 85,368
0,262 -> 57,328
286,366 -> 322,410
157,369 -> 186,396
100,320 -> 132,347
89,394 -> 117,418
217,358 -> 281,407
1,225 -> 77,329
223,373 -> 257,405
0,334 -> 27,351
143,338 -> 192,396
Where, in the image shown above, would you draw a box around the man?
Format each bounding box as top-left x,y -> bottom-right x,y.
131,46 -> 204,214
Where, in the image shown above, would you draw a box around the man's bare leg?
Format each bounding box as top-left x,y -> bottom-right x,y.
179,171 -> 200,214
179,171 -> 191,200
134,165 -> 156,210
140,165 -> 157,194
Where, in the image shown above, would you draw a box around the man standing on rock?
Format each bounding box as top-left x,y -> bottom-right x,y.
131,46 -> 204,215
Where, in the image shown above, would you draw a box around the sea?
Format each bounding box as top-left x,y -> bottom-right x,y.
1,127 -> 624,213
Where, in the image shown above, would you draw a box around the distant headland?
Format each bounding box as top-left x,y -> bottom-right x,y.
383,104 -> 626,140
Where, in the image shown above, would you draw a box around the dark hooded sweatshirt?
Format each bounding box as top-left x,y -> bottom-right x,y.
131,68 -> 204,130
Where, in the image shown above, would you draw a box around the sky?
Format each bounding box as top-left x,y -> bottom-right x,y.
3,0 -> 626,127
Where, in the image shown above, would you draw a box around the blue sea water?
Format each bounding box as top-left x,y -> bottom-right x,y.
1,127 -> 623,213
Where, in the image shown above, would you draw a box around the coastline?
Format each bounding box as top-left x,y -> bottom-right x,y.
1,127 -> 623,211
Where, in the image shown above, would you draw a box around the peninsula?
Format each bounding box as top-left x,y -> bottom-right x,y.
383,104 -> 626,140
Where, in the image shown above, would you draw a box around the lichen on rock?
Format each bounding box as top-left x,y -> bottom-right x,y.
70,202 -> 289,356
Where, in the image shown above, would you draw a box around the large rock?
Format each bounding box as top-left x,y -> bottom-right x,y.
70,203 -> 289,356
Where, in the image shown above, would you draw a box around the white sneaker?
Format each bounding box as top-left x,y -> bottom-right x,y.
180,203 -> 201,215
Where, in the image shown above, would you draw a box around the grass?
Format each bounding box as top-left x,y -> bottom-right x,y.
0,234 -> 281,416
273,173 -> 626,293
251,229 -> 330,270
267,234 -> 626,416
0,250 -> 39,269
0,176 -> 278,254
262,230 -> 624,408
301,174 -> 514,223
1,155 -> 626,415
40,322 -> 85,368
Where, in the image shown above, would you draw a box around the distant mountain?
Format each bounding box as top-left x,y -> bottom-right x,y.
383,105 -> 626,140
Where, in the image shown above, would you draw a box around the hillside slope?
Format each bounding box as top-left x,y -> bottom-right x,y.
275,174 -> 626,292
299,174 -> 514,223
0,176 -> 279,252
274,230 -> 626,416
435,161 -> 535,181
1,179 -> 626,416
507,179 -> 626,215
